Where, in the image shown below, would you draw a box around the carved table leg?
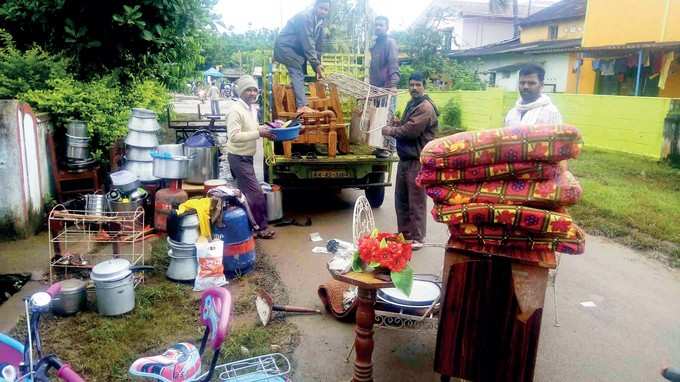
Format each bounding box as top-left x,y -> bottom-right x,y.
353,287 -> 376,382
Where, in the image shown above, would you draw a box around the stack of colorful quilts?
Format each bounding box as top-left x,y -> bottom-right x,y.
418,124 -> 586,258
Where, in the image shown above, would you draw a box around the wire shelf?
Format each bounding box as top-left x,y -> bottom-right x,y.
48,204 -> 145,283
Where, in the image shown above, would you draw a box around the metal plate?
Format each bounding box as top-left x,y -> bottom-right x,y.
377,280 -> 441,307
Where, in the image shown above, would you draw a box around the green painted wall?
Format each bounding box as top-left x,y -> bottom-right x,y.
398,90 -> 674,158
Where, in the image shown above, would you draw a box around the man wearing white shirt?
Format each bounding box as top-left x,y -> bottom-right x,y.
505,64 -> 563,126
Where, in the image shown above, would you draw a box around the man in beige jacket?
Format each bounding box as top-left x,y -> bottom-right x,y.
226,75 -> 277,239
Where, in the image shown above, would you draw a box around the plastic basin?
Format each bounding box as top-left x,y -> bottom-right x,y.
271,124 -> 301,141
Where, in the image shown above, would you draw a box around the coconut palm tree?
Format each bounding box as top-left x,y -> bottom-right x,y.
490,0 -> 520,37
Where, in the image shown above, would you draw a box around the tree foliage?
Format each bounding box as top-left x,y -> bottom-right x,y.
393,7 -> 485,90
0,0 -> 217,89
0,29 -> 70,99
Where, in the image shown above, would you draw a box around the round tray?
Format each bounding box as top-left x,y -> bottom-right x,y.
377,280 -> 441,307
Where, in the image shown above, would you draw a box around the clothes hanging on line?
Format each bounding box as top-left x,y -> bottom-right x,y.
600,60 -> 616,76
659,51 -> 676,90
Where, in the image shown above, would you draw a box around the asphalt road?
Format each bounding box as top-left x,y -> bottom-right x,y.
175,95 -> 680,382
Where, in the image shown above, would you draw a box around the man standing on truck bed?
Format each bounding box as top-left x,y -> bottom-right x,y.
382,72 -> 438,248
369,15 -> 399,156
273,0 -> 329,113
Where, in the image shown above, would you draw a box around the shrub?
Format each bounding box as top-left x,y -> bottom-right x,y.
0,29 -> 69,99
21,76 -> 172,161
441,98 -> 462,130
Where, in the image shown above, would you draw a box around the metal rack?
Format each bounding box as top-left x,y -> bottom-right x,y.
48,204 -> 145,283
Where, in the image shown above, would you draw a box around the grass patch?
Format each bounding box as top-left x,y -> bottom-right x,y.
569,147 -> 680,266
12,239 -> 299,381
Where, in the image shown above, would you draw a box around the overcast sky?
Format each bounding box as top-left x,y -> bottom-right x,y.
214,0 -> 559,33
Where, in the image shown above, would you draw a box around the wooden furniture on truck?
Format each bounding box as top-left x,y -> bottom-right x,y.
272,83 -> 350,158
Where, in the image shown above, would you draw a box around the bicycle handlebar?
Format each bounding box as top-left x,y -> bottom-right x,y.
57,364 -> 85,382
46,282 -> 62,298
35,355 -> 85,382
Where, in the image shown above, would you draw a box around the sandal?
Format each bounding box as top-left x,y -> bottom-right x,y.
256,229 -> 276,239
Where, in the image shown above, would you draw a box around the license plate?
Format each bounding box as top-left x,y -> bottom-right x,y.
311,170 -> 351,178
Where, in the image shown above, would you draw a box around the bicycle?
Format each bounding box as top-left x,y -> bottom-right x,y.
0,282 -> 84,382
128,287 -> 291,382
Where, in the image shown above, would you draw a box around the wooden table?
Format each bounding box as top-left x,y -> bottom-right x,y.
329,271 -> 393,382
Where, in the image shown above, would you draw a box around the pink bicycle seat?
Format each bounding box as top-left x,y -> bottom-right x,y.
129,342 -> 201,382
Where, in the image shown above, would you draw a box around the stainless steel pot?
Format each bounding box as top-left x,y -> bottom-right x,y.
66,120 -> 88,138
157,144 -> 184,156
125,145 -> 154,162
166,249 -> 198,281
152,156 -> 190,179
128,108 -> 161,132
85,194 -> 107,216
261,183 -> 283,222
66,144 -> 89,160
124,157 -> 158,182
52,278 -> 87,316
108,197 -> 145,213
178,212 -> 200,243
109,170 -> 140,194
184,146 -> 218,184
167,237 -> 197,257
125,130 -> 159,148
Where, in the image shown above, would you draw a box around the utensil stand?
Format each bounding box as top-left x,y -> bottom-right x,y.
48,204 -> 145,284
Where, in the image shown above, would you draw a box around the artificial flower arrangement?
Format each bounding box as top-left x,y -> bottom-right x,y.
352,229 -> 414,295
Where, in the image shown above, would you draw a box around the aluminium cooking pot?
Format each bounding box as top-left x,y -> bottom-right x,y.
151,151 -> 190,180
125,145 -> 154,162
128,108 -> 161,132
124,157 -> 158,182
51,278 -> 87,316
125,130 -> 159,148
66,120 -> 88,138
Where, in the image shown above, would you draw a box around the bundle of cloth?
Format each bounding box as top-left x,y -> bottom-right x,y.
418,124 -> 585,257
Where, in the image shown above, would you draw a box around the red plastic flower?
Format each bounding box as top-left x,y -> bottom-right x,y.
357,231 -> 412,272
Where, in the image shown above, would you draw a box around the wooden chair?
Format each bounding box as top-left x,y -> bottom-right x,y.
47,132 -> 101,202
272,83 -> 348,158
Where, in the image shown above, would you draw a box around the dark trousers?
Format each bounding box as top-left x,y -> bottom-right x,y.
227,153 -> 267,230
395,159 -> 426,241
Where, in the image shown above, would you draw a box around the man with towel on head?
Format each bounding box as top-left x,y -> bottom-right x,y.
505,64 -> 563,126
225,75 -> 277,239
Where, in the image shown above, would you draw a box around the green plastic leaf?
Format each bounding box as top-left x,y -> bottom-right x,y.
397,233 -> 406,243
367,262 -> 380,269
391,266 -> 414,296
351,251 -> 363,273
370,228 -> 379,239
379,238 -> 388,249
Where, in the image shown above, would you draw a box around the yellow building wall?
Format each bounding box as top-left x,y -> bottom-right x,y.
583,0 -> 680,47
520,19 -> 584,43
566,54 -> 597,94
659,61 -> 680,98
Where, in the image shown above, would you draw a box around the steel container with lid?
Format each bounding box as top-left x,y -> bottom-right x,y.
90,259 -> 135,316
51,278 -> 87,316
